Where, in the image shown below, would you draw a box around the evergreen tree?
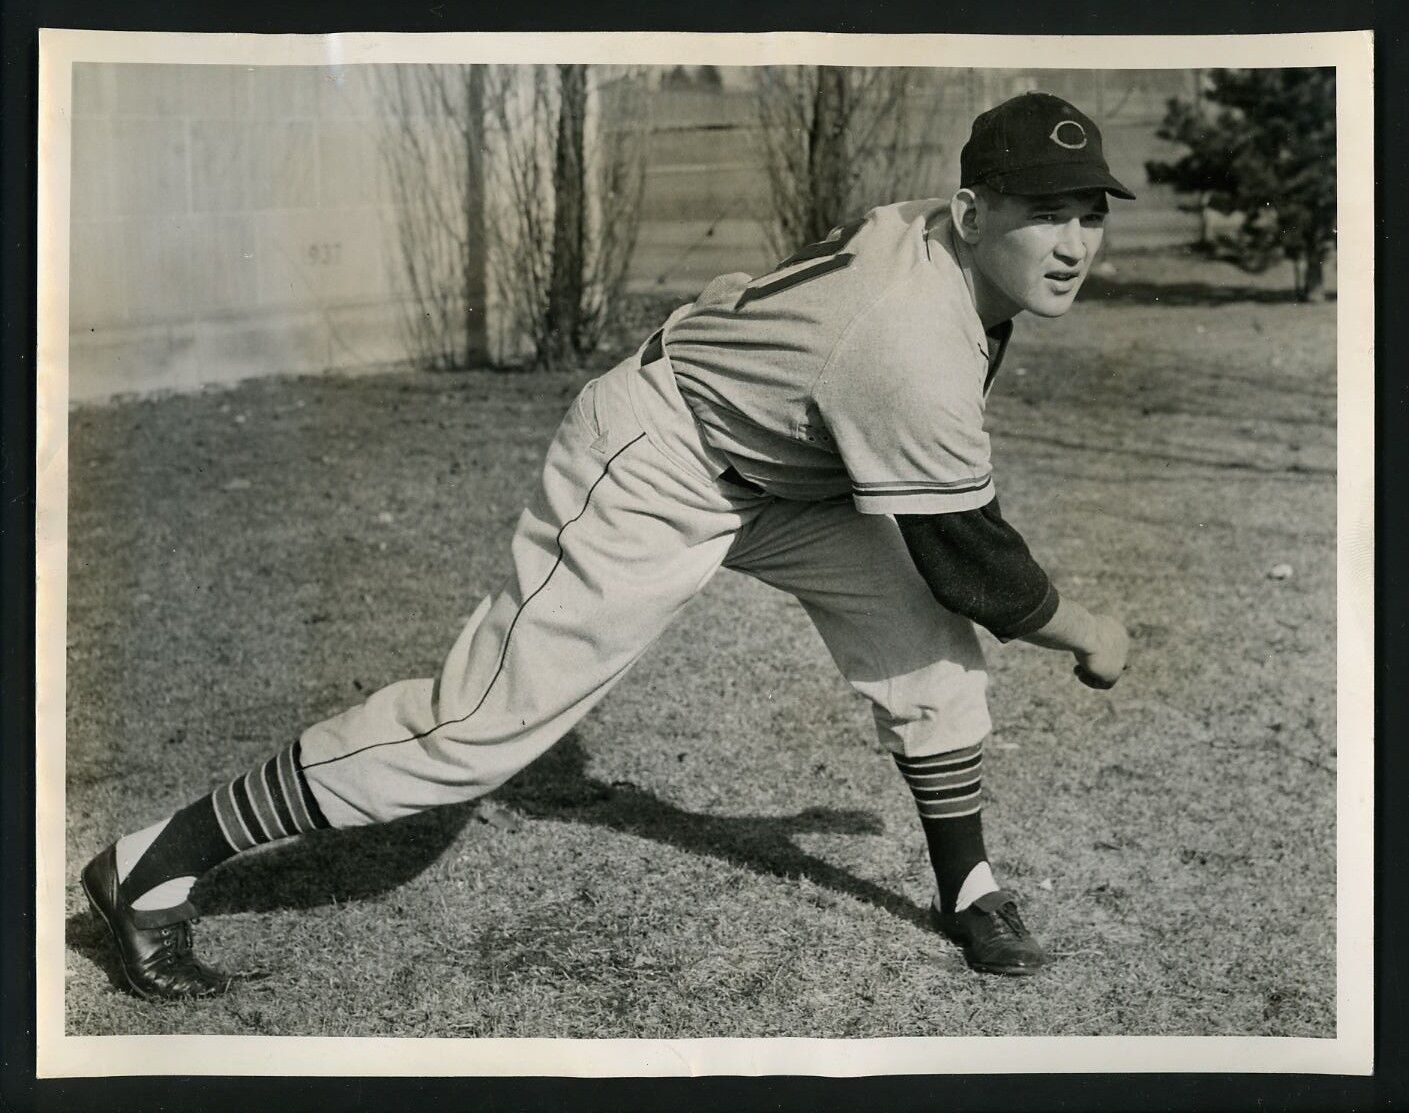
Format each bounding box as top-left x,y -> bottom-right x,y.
1147,68 -> 1336,301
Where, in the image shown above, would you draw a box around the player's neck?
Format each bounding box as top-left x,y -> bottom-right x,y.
949,229 -> 1021,331
974,277 -> 1021,332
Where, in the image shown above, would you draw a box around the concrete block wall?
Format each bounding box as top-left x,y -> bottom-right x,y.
69,63 -> 1206,399
69,63 -> 415,400
630,67 -> 1203,293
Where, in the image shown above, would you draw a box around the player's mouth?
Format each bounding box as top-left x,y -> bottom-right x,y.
1044,268 -> 1082,293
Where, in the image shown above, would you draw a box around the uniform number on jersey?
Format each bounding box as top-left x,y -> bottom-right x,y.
735,218 -> 866,309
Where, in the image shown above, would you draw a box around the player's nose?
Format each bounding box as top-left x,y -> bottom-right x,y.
1053,218 -> 1086,264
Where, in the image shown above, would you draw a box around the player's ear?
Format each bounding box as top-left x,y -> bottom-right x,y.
951,188 -> 982,244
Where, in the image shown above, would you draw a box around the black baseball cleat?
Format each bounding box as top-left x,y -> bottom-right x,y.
80,844 -> 233,1001
931,889 -> 1048,976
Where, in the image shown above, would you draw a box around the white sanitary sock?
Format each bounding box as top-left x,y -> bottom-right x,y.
114,816 -> 196,911
114,817 -> 170,882
954,861 -> 999,912
130,875 -> 197,912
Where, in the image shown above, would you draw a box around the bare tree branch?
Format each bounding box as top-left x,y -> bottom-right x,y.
754,66 -> 950,258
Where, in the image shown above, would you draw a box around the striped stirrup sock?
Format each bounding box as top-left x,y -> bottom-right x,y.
894,743 -> 984,819
117,742 -> 330,918
209,742 -> 331,852
894,743 -> 990,913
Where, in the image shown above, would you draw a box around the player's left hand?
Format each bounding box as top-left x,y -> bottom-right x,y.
1074,662 -> 1127,689
1072,612 -> 1129,689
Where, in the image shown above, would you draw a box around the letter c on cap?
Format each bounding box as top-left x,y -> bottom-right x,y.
1050,120 -> 1087,149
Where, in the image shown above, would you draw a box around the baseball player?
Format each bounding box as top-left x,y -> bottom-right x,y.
81,91 -> 1132,999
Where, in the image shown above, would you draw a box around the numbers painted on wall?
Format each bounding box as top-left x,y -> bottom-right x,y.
306,242 -> 343,266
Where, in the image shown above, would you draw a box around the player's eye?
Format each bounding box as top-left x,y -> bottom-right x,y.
1081,212 -> 1107,227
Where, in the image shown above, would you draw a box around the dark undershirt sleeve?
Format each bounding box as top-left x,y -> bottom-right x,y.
896,499 -> 1059,642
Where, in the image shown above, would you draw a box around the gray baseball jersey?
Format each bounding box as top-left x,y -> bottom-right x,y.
664,199 -> 1010,514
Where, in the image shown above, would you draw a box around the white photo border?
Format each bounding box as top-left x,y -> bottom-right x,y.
34,27 -> 1375,1079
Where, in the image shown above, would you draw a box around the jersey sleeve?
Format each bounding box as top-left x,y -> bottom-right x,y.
896,502 -> 1059,642
815,302 -> 996,516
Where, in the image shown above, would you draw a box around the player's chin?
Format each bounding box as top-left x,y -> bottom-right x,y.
1022,284 -> 1083,318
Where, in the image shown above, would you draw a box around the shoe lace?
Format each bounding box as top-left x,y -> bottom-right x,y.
992,901 -> 1030,939
156,920 -> 195,961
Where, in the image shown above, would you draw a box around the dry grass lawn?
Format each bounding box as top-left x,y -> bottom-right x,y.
63,248 -> 1338,1039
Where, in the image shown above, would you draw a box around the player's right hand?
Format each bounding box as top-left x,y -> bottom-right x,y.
1073,613 -> 1129,689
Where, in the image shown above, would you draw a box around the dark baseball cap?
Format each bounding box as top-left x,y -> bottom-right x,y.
960,91 -> 1136,200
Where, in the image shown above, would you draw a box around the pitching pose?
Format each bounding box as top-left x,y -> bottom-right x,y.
82,92 -> 1132,999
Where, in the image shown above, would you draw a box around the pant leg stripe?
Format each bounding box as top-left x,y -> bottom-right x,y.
298,433 -> 650,774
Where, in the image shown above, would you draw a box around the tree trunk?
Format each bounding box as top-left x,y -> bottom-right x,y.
1301,239 -> 1326,302
805,67 -> 850,244
462,66 -> 488,366
546,64 -> 588,368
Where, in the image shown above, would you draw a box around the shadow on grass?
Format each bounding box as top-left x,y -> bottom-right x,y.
66,904 -> 132,995
499,737 -> 928,931
192,801 -> 477,915
64,801 -> 481,992
69,735 -> 926,950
